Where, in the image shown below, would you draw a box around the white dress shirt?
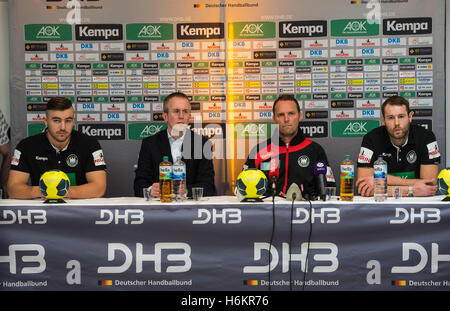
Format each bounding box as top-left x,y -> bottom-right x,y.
167,127 -> 187,163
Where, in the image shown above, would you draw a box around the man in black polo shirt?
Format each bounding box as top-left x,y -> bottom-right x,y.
356,96 -> 440,197
8,97 -> 107,199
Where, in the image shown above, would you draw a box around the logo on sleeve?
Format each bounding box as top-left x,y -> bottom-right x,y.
426,141 -> 440,159
92,149 -> 106,166
358,147 -> 373,164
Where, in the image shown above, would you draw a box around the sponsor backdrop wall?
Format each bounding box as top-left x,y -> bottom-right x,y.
8,0 -> 446,197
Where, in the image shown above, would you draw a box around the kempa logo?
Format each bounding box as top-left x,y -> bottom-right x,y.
177,23 -> 224,39
191,123 -> 225,139
279,21 -> 327,38
75,24 -> 123,41
383,18 -> 432,35
299,121 -> 328,138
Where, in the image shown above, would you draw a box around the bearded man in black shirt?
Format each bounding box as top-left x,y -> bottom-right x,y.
8,97 -> 107,199
356,96 -> 440,197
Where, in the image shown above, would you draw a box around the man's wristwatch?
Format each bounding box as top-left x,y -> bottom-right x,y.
407,185 -> 414,197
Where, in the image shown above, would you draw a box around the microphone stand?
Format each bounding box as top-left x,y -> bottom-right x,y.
262,176 -> 282,200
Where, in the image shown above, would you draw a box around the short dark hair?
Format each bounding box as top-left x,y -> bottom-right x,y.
163,92 -> 190,113
272,94 -> 300,114
381,96 -> 411,117
46,97 -> 73,114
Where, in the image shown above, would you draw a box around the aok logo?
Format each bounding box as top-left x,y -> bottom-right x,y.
37,25 -> 60,38
343,20 -> 367,34
141,124 -> 166,136
128,123 -> 167,140
126,24 -> 173,40
25,24 -> 72,41
240,24 -> 264,35
234,123 -> 273,139
243,242 -> 338,273
97,243 -> 191,273
229,22 -> 275,39
138,25 -> 161,38
344,121 -> 368,134
331,120 -> 379,137
0,244 -> 46,274
331,19 -> 379,37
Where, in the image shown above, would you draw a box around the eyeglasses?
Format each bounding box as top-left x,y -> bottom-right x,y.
168,109 -> 191,115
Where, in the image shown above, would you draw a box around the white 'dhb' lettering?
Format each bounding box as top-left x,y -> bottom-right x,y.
390,208 -> 440,224
97,242 -> 191,274
95,209 -> 144,225
292,208 -> 340,224
0,244 -> 46,274
391,243 -> 450,274
243,242 -> 338,273
0,210 -> 46,225
192,208 -> 241,224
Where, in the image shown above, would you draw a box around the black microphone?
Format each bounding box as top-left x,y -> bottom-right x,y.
314,161 -> 327,201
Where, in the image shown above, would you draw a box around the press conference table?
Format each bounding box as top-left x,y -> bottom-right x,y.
1,195 -> 449,291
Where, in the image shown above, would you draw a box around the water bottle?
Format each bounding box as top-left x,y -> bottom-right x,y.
159,156 -> 173,203
374,155 -> 388,202
340,155 -> 354,201
173,156 -> 186,202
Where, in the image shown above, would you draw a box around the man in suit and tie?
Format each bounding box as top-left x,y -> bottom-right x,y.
133,92 -> 216,197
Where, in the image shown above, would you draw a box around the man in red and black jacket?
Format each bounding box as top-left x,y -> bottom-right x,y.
245,94 -> 335,197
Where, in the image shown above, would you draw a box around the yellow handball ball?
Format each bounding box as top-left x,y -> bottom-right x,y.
236,169 -> 268,199
39,170 -> 70,199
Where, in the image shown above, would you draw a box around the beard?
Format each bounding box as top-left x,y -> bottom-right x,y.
387,124 -> 410,141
